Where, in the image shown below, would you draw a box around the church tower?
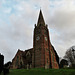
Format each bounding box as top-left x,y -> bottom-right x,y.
32,10 -> 59,69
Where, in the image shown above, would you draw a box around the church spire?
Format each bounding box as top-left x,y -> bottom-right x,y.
37,10 -> 45,26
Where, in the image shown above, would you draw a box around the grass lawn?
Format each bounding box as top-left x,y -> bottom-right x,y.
1,68 -> 75,75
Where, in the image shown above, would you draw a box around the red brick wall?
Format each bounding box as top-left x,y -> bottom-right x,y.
32,25 -> 59,69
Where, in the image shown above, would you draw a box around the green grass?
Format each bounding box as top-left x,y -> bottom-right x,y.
1,68 -> 75,75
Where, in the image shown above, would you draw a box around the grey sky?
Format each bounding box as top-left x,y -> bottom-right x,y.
0,0 -> 75,63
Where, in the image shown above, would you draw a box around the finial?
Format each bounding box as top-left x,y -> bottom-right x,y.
35,24 -> 36,28
40,7 -> 42,11
46,24 -> 48,28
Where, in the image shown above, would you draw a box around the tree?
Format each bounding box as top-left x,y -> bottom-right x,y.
59,59 -> 68,68
64,46 -> 75,67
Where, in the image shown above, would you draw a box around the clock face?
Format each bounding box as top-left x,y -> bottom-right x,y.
36,36 -> 40,41
45,37 -> 47,41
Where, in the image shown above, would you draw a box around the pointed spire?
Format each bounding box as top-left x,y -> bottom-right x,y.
37,10 -> 45,26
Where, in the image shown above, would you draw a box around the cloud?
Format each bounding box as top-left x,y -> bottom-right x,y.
3,7 -> 12,14
0,0 -> 2,8
47,0 -> 75,57
0,0 -> 75,63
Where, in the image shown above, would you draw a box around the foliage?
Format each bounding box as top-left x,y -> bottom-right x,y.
59,59 -> 68,68
64,46 -> 75,67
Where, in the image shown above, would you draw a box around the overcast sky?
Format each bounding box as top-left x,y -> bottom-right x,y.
0,0 -> 75,63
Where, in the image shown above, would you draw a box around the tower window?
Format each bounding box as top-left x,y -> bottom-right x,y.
47,58 -> 48,63
40,24 -> 42,26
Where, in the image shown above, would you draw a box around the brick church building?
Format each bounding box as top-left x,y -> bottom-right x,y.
11,10 -> 59,69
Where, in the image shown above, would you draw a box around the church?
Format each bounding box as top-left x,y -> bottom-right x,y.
11,10 -> 59,69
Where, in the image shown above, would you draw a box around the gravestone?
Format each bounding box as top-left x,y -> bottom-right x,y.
27,64 -> 29,70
